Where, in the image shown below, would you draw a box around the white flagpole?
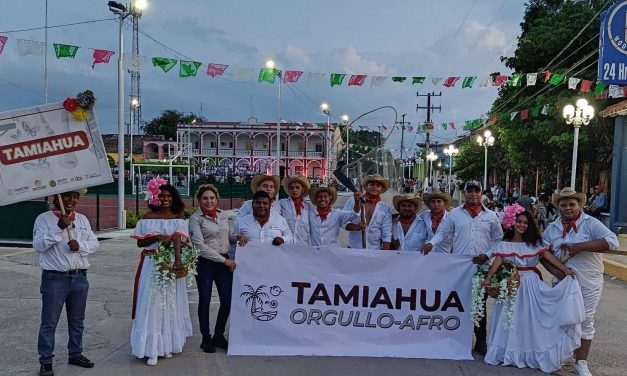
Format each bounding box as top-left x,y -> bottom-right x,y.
44,0 -> 48,103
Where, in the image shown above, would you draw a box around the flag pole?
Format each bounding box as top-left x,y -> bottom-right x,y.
44,0 -> 48,103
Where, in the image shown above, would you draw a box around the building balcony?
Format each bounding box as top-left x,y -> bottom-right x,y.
288,151 -> 304,157
306,151 -> 323,157
253,150 -> 269,156
236,149 -> 251,156
218,149 -> 233,156
201,148 -> 216,156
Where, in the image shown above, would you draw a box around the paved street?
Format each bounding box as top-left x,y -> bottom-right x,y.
1,195 -> 626,376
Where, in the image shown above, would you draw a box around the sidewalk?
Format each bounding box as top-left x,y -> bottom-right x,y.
604,234 -> 627,281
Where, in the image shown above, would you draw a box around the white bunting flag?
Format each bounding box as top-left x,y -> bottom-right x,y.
526,73 -> 538,86
17,39 -> 46,56
477,77 -> 491,87
541,104 -> 549,115
123,53 -> 147,73
568,77 -> 581,90
510,112 -> 518,120
371,75 -> 387,87
307,72 -> 326,84
431,77 -> 443,85
609,85 -> 624,98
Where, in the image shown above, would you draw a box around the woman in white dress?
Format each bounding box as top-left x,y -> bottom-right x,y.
130,182 -> 193,366
482,205 -> 585,373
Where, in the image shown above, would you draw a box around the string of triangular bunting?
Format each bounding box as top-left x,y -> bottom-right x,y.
2,36 -> 626,95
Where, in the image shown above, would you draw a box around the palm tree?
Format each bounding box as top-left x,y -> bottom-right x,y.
240,285 -> 268,314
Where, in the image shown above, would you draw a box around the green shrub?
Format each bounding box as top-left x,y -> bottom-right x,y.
126,210 -> 144,228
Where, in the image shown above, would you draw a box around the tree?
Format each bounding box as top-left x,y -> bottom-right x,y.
142,109 -> 204,140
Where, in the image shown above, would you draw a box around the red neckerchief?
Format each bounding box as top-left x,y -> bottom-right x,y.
464,204 -> 482,218
561,213 -> 581,238
292,197 -> 304,216
202,208 -> 218,220
255,214 -> 270,227
431,210 -> 445,232
316,206 -> 332,221
52,210 -> 75,221
399,215 -> 416,225
364,193 -> 381,204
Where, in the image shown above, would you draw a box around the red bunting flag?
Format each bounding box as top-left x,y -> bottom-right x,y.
544,71 -> 552,83
206,63 -> 229,78
91,49 -> 115,68
0,36 -> 8,56
579,80 -> 593,92
407,125 -> 413,132
489,115 -> 499,125
283,70 -> 303,83
450,122 -> 455,129
348,74 -> 367,86
492,75 -> 509,86
380,125 -> 387,130
520,109 -> 529,120
443,76 -> 460,87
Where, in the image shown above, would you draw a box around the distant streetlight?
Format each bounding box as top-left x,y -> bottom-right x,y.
266,60 -> 283,176
476,130 -> 495,189
563,98 -> 594,188
342,114 -> 350,177
426,151 -> 438,188
129,97 -> 140,193
443,144 -> 459,194
321,103 -> 330,184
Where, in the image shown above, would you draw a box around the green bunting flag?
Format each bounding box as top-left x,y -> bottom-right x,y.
510,74 -> 522,87
330,73 -> 346,86
258,68 -> 277,83
593,82 -> 608,95
392,76 -> 406,83
548,73 -> 564,85
152,57 -> 178,73
53,43 -> 79,59
462,76 -> 476,88
531,107 -> 541,118
471,119 -> 481,129
441,123 -> 448,130
179,60 -> 202,78
412,77 -> 425,84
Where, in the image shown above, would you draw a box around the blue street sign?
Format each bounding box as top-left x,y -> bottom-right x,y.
599,1 -> 627,84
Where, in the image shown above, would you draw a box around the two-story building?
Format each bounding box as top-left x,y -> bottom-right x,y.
143,117 -> 336,179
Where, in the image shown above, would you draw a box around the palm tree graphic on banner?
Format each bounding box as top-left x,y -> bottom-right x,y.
240,284 -> 283,321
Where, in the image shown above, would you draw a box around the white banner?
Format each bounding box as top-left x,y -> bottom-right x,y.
229,245 -> 475,360
0,102 -> 112,205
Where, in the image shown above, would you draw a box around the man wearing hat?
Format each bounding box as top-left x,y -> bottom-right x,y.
418,188 -> 452,253
422,180 -> 503,355
279,176 -> 312,245
33,189 -> 99,376
236,174 -> 281,220
343,174 -> 393,250
309,186 -> 362,247
390,193 -> 425,251
543,187 -> 619,376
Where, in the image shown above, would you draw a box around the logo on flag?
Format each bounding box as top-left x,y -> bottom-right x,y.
240,284 -> 284,322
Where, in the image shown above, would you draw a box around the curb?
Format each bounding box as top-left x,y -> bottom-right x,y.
604,259 -> 627,282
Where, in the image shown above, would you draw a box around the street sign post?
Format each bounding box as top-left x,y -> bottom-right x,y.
599,1 -> 627,84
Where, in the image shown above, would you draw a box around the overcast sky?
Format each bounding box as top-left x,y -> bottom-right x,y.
0,0 -> 526,153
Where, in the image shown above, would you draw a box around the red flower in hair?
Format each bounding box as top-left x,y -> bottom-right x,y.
63,97 -> 79,112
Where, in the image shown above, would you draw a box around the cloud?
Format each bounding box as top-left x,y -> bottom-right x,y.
280,44 -> 312,68
462,20 -> 508,51
337,46 -> 388,75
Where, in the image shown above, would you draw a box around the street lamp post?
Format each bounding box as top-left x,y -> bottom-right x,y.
342,114 -> 350,177
426,151 -> 438,188
443,144 -> 459,194
321,103 -> 331,184
129,97 -> 139,194
476,130 -> 495,190
563,98 -> 594,188
265,60 -> 282,177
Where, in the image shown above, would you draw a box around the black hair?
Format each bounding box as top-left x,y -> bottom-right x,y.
502,210 -> 541,246
252,190 -> 271,202
148,184 -> 185,214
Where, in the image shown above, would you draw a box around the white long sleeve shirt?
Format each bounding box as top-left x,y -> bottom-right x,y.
543,213 -> 619,289
428,206 -> 503,256
233,213 -> 294,246
237,199 -> 281,220
279,197 -> 312,245
33,211 -> 99,271
343,197 -> 392,249
189,209 -> 234,264
309,207 -> 358,247
418,210 -> 452,253
392,216 -> 426,252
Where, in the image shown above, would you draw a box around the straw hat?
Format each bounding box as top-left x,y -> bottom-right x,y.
309,186 -> 338,207
422,188 -> 452,207
250,174 -> 280,196
362,174 -> 390,193
282,176 -> 311,196
56,188 -> 87,197
393,193 -> 421,212
551,187 -> 586,207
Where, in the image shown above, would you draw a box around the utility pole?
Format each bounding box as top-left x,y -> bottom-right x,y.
416,92 -> 441,188
397,113 -> 408,184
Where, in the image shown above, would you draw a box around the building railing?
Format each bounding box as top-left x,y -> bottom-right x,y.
288,151 -> 304,157
307,151 -> 323,157
252,150 -> 268,156
218,150 -> 233,156
236,149 -> 251,156
201,149 -> 216,156
181,149 -> 325,159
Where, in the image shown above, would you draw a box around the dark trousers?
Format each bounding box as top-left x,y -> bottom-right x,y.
195,257 -> 233,339
474,295 -> 487,346
38,271 -> 89,364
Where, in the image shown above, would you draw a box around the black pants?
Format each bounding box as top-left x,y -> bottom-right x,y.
195,257 -> 233,339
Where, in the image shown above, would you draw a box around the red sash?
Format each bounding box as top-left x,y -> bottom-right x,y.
132,249 -> 156,320
517,266 -> 543,281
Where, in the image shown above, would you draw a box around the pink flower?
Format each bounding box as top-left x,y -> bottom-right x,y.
146,177 -> 168,206
502,203 -> 525,230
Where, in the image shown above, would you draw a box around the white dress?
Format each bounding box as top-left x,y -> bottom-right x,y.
130,219 -> 193,359
484,241 -> 585,373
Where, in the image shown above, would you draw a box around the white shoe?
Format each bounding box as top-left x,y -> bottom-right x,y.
575,360 -> 592,376
146,357 -> 158,366
164,353 -> 172,359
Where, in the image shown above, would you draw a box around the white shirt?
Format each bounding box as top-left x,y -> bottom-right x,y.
237,199 -> 281,220
392,216 -> 426,252
233,213 -> 294,246
279,197 -> 312,245
543,213 -> 619,289
343,197 -> 392,249
309,207 -> 358,247
33,211 -> 99,271
429,206 -> 503,256
189,209 -> 233,264
417,210 -> 452,253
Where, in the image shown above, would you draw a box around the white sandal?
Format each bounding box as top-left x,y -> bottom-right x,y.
146,357 -> 158,366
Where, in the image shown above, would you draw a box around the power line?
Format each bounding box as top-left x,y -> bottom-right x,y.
0,74 -> 46,100
0,18 -> 116,34
467,0 -> 509,52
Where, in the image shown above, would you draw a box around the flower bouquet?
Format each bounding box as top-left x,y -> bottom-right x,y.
471,262 -> 520,329
147,240 -> 199,283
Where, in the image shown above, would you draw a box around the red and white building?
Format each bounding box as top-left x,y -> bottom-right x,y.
143,117 -> 338,178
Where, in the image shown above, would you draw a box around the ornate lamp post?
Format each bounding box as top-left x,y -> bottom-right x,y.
321,103 -> 331,184
563,98 -> 594,188
476,130 -> 495,189
342,114 -> 350,177
426,151 -> 438,188
443,144 -> 459,194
